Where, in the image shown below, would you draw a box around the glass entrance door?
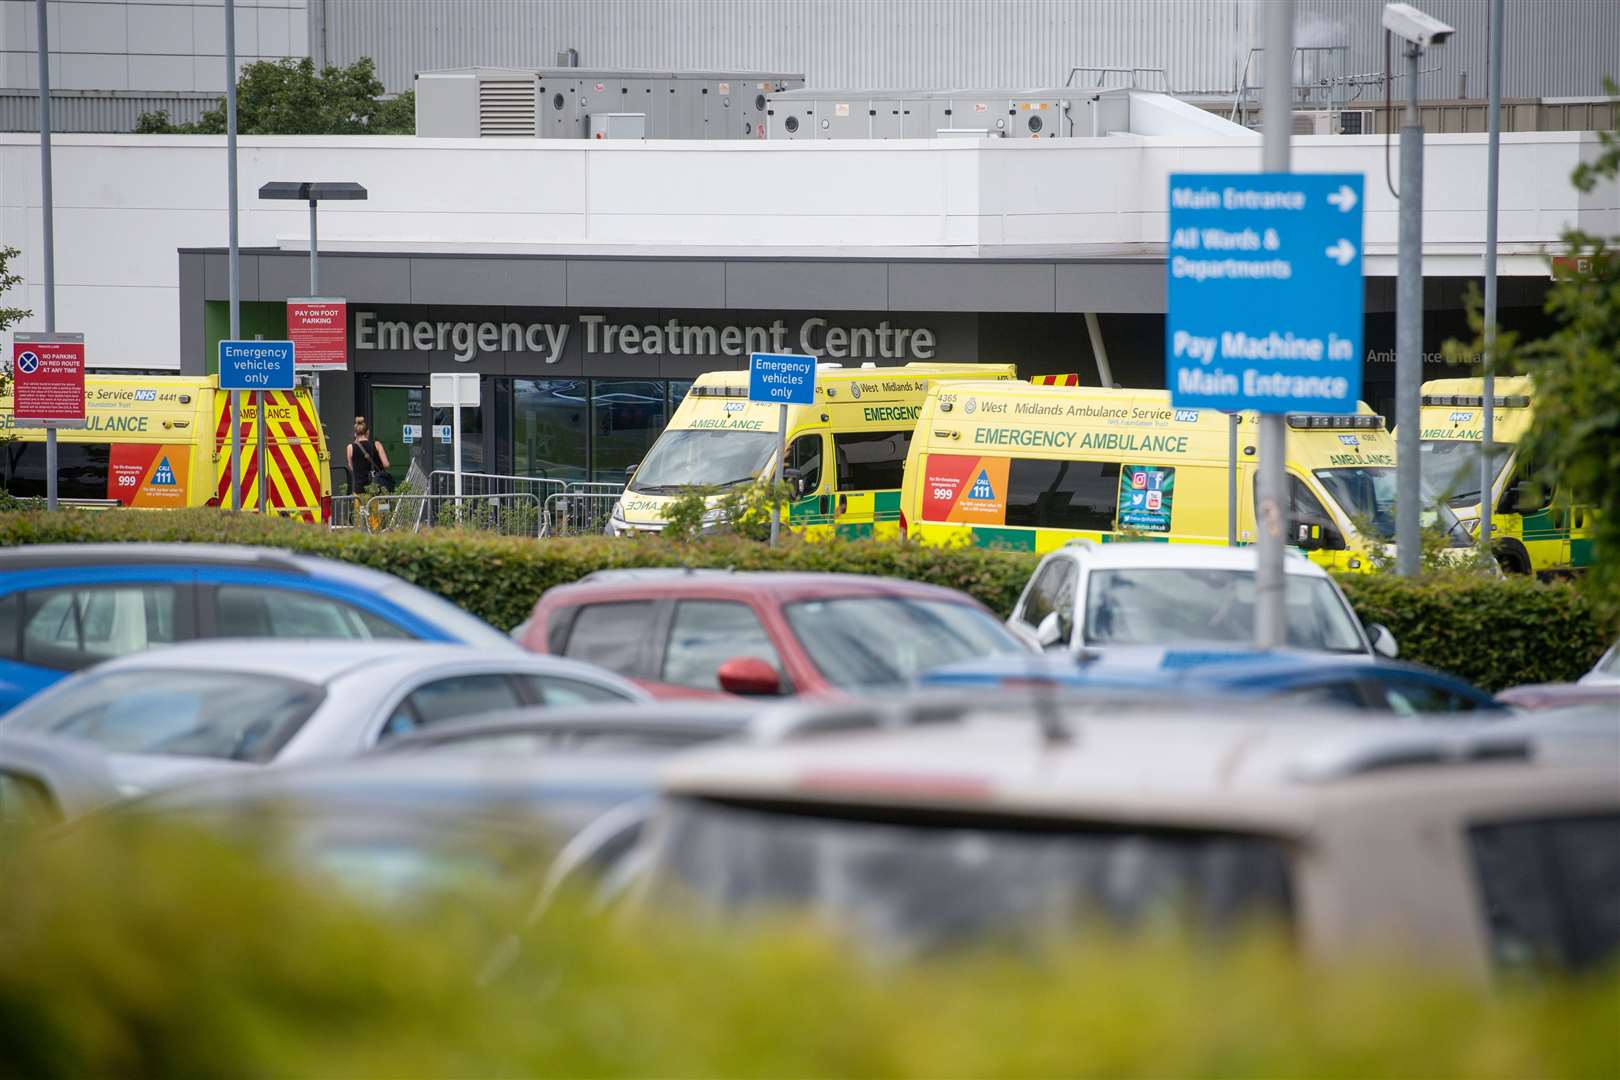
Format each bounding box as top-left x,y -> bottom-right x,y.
367,384 -> 427,490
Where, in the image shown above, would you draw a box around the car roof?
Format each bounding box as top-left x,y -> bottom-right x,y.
0,542 -> 406,591
82,640 -> 629,688
1044,541 -> 1330,576
555,570 -> 985,604
661,692 -> 1616,835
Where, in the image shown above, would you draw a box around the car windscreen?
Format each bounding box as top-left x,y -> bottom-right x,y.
1083,569 -> 1365,653
628,429 -> 777,494
649,798 -> 1293,956
784,597 -> 1027,690
1419,440 -> 1514,509
1,669 -> 322,763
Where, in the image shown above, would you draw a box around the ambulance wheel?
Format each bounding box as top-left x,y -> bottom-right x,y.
1494,539 -> 1531,575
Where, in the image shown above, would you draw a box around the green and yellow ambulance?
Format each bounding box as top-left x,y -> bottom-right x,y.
607,363 -> 1017,539
900,381 -> 1469,571
1417,375 -> 1593,575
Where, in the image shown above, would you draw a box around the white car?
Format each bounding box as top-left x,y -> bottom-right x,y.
1004,541 -> 1397,660
0,641 -> 649,796
1580,641 -> 1620,687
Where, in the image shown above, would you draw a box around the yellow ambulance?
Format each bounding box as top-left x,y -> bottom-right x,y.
1,373 -> 332,521
1417,375 -> 1592,575
607,363 -> 1017,538
900,381 -> 1469,571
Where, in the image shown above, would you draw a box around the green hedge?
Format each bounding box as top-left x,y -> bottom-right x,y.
1336,573 -> 1612,691
1,509 -> 1609,689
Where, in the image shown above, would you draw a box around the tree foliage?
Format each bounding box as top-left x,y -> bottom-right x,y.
0,244 -> 32,403
136,57 -> 413,135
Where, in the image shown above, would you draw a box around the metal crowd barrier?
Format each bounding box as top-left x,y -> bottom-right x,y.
428,470 -> 567,504
328,494 -> 362,530
362,493 -> 544,538
545,491 -> 623,536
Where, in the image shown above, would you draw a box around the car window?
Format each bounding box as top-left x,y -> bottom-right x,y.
1470,813 -> 1620,974
786,597 -> 1025,690
395,675 -> 524,735
559,601 -> 657,677
1375,677 -> 1479,715
787,434 -> 823,493
661,600 -> 785,692
1084,569 -> 1365,653
1018,561 -> 1063,628
521,674 -> 636,706
0,593 -> 20,659
1006,459 -> 1122,531
833,430 -> 911,492
1,669 -> 320,764
1269,681 -> 1364,709
213,586 -> 413,641
20,585 -> 178,672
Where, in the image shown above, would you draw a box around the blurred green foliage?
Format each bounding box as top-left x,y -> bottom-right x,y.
0,507 -> 1611,687
0,819 -> 1615,1078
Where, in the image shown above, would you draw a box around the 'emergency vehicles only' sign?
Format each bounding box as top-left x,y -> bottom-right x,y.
748,352 -> 817,406
1165,173 -> 1365,415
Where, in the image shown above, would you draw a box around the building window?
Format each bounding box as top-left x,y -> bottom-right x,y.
513,379 -> 588,482
592,379 -> 668,483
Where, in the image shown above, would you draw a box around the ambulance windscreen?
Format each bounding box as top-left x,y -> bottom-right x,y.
629,429 -> 777,494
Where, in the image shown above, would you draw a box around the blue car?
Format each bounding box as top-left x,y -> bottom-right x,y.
921,647 -> 1505,716
0,543 -> 515,713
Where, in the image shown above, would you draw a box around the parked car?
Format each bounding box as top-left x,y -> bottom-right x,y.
1004,541 -> 1397,659
112,706 -> 748,907
634,691 -> 1619,978
923,648 -> 1505,715
518,569 -> 1029,699
0,544 -> 517,713
1579,640 -> 1619,687
0,731 -> 125,827
0,642 -> 647,796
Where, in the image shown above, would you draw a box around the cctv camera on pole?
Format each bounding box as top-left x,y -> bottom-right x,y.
1381,3 -> 1455,577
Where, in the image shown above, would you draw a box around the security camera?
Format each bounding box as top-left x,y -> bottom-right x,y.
1382,3 -> 1455,48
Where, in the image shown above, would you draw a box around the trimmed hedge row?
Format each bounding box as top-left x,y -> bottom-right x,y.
1,509 -> 1609,690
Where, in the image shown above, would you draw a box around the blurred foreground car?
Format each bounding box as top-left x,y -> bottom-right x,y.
0,642 -> 647,796
1578,640 -> 1619,687
1496,681 -> 1620,711
519,570 -> 1028,699
0,731 -> 124,826
923,649 -> 1504,715
635,692 -> 1619,978
112,705 -> 751,906
1005,542 -> 1397,659
0,544 -> 517,712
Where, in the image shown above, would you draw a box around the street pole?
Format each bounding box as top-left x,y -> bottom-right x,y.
770,402 -> 786,546
1479,0 -> 1503,551
1255,0 -> 1293,647
308,198 -> 321,422
33,0 -> 57,511
1395,41 -> 1424,577
226,0 -> 243,512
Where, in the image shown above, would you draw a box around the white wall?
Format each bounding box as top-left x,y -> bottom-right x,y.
0,130 -> 1613,370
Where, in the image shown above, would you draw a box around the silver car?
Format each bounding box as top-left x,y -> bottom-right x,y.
0,641 -> 649,796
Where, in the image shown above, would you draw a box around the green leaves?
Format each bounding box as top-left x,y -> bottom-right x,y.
136,58 -> 414,136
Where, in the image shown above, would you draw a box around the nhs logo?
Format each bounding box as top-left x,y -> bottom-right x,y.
723,402 -> 746,413
1449,410 -> 1475,423
134,389 -> 157,401
1173,409 -> 1200,423
968,470 -> 995,500
1337,434 -> 1359,446
152,457 -> 177,485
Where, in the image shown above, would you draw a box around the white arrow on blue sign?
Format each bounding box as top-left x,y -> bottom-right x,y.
1166,173 -> 1365,415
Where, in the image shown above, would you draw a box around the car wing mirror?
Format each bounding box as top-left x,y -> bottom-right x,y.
1369,622 -> 1399,659
716,656 -> 783,696
1035,611 -> 1066,650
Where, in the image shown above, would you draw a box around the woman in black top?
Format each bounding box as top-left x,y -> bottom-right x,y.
346,417 -> 391,491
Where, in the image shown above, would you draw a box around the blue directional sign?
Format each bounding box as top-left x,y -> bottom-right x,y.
748,352 -> 817,406
1166,173 -> 1364,414
218,339 -> 295,391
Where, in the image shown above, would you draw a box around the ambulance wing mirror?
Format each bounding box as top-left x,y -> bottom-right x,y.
717,657 -> 782,697
1293,522 -> 1323,551
1369,622 -> 1399,659
624,462 -> 640,482
782,467 -> 809,498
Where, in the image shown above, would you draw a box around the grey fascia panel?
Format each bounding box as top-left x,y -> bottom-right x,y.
724,261 -> 889,310
887,262 -> 1055,313
1054,263 -> 1165,314
202,252 -> 260,302
409,257 -> 567,305
566,259 -> 726,308
257,254 -> 411,303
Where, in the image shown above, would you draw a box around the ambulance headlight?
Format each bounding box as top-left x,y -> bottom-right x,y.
605,500 -> 627,536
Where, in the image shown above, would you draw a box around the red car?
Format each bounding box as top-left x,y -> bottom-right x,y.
518,570 -> 1029,699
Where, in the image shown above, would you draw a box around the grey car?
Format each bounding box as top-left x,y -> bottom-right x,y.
0,641 -> 649,796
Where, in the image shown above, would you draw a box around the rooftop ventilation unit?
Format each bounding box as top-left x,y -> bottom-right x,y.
478,77 -> 538,136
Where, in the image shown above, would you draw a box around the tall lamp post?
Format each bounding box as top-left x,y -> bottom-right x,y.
257,181 -> 368,463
